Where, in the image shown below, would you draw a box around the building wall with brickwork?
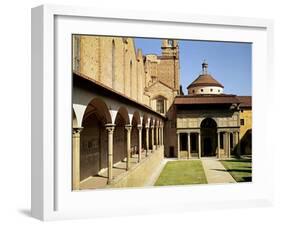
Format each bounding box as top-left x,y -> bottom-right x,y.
73,35 -> 180,113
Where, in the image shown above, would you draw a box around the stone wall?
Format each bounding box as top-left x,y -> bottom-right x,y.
176,110 -> 240,129
74,35 -> 180,112
75,36 -> 144,104
239,109 -> 252,139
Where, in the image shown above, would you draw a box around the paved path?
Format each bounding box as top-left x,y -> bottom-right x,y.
201,158 -> 236,184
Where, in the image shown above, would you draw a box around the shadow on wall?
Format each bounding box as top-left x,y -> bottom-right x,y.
233,129 -> 252,156
164,104 -> 177,157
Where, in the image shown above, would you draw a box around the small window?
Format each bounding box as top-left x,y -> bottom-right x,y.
168,39 -> 173,46
201,89 -> 203,92
156,98 -> 165,114
218,89 -> 220,92
210,88 -> 213,92
192,90 -> 195,93
240,119 -> 245,125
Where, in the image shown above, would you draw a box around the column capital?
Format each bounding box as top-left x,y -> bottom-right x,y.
72,127 -> 83,135
105,124 -> 115,133
145,125 -> 150,129
151,125 -> 155,129
125,124 -> 132,131
137,124 -> 143,130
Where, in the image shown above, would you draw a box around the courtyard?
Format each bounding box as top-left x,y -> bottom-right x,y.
154,157 -> 252,186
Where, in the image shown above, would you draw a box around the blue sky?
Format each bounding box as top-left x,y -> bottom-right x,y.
135,38 -> 252,95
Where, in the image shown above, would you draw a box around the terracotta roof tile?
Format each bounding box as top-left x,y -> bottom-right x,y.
237,96 -> 252,108
187,74 -> 224,89
174,94 -> 240,105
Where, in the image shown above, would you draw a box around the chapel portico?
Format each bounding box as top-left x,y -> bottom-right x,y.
175,62 -> 241,160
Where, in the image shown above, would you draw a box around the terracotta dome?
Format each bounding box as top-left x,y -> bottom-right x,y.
187,61 -> 224,95
187,74 -> 224,89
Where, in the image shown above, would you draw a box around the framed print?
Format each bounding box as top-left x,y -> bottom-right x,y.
31,4 -> 274,221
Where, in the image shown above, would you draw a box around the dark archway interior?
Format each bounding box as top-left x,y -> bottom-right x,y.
180,133 -> 187,150
113,112 -> 126,164
80,113 -> 107,181
201,118 -> 217,157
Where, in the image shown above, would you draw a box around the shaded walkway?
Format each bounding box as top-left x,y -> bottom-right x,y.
80,150 -> 154,189
201,158 -> 236,184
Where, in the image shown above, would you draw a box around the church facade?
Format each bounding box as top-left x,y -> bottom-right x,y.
72,35 -> 252,190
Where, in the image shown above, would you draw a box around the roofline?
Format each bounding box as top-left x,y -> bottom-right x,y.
146,79 -> 177,91
174,94 -> 241,105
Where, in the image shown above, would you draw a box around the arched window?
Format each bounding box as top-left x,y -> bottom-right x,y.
130,60 -> 132,97
168,39 -> 173,46
112,40 -> 116,89
156,97 -> 166,114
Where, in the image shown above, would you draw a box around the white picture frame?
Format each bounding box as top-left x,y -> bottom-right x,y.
31,4 -> 274,221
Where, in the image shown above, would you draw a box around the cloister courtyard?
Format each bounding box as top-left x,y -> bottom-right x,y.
79,154 -> 252,189
72,36 -> 252,190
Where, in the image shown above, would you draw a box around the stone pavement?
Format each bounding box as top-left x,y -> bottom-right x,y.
80,151 -> 153,190
145,158 -> 183,186
201,158 -> 236,184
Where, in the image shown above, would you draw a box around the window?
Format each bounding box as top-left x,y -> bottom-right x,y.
192,90 -> 195,93
130,60 -> 132,97
218,89 -> 220,92
210,88 -> 213,92
168,39 -> 173,46
112,40 -> 116,88
201,89 -> 203,92
240,119 -> 245,125
156,98 -> 165,114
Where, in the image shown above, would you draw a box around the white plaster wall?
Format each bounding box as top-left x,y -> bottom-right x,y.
188,86 -> 223,95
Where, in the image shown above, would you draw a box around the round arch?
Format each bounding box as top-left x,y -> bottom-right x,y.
132,111 -> 141,125
79,97 -> 111,182
200,118 -> 217,157
115,106 -> 130,125
83,97 -> 112,124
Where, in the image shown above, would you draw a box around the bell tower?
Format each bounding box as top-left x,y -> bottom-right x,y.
157,39 -> 180,92
161,39 -> 179,58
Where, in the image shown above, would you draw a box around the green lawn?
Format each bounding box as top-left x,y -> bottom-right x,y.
154,160 -> 207,186
220,158 -> 252,182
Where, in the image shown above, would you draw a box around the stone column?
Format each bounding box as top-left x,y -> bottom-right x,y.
125,124 -> 132,170
145,126 -> 149,156
198,132 -> 201,159
138,125 -> 142,162
156,126 -> 159,148
187,132 -> 191,159
161,126 -> 164,146
223,132 -> 227,158
228,132 -> 231,158
72,127 -> 83,190
151,126 -> 155,151
237,131 -> 241,157
105,124 -> 115,184
217,131 -> 220,159
159,127 -> 161,146
177,132 -> 180,160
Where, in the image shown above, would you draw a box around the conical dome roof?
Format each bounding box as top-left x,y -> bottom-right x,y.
187,61 -> 224,89
187,73 -> 224,89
